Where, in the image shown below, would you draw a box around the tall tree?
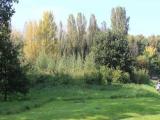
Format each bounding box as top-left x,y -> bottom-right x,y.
95,7 -> 133,74
94,30 -> 133,73
24,21 -> 38,42
88,14 -> 98,50
58,21 -> 63,43
76,12 -> 87,59
67,14 -> 78,56
58,21 -> 66,56
37,11 -> 57,41
128,35 -> 139,57
0,0 -> 29,101
37,11 -> 57,54
101,21 -> 107,32
136,35 -> 148,55
23,21 -> 39,61
111,7 -> 130,36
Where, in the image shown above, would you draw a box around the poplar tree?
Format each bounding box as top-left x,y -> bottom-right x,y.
58,21 -> 66,56
23,21 -> 39,61
111,7 -> 130,36
76,12 -> 87,59
95,7 -> 133,73
88,14 -> 98,52
67,14 -> 78,56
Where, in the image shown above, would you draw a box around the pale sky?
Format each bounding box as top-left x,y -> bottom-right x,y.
12,0 -> 160,36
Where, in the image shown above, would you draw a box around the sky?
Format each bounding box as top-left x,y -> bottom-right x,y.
12,0 -> 160,36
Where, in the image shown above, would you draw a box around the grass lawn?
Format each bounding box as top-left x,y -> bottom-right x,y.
0,84 -> 160,120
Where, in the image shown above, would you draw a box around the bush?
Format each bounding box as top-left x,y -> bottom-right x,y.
84,71 -> 102,85
136,55 -> 148,69
35,74 -> 50,84
112,68 -> 122,83
131,69 -> 149,84
52,73 -> 73,85
112,69 -> 130,83
84,52 -> 96,72
47,57 -> 57,73
120,72 -> 130,83
100,67 -> 130,84
35,51 -> 59,74
100,66 -> 112,85
33,51 -> 133,86
35,51 -> 49,71
149,57 -> 160,77
32,72 -> 74,86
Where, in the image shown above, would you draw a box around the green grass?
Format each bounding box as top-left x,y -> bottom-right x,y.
0,83 -> 160,120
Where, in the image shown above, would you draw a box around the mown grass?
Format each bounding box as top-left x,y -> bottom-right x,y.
0,83 -> 160,120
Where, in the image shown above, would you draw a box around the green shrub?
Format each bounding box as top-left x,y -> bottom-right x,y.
47,57 -> 57,73
112,68 -> 122,83
35,74 -> 50,84
55,55 -> 84,75
35,51 -> 58,74
120,72 -> 130,83
132,69 -> 149,84
100,66 -> 112,85
84,52 -> 96,72
84,71 -> 102,85
33,51 -> 132,86
52,73 -> 73,85
100,67 -> 130,84
35,51 -> 49,71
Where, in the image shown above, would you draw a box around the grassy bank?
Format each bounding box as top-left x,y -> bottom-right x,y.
0,83 -> 160,120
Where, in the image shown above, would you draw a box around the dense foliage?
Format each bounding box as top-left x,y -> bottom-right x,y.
94,31 -> 133,73
13,7 -> 160,86
0,0 -> 29,101
1,3 -> 160,100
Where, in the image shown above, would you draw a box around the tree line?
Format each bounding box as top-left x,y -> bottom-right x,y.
1,0 -> 160,101
18,7 -> 160,78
